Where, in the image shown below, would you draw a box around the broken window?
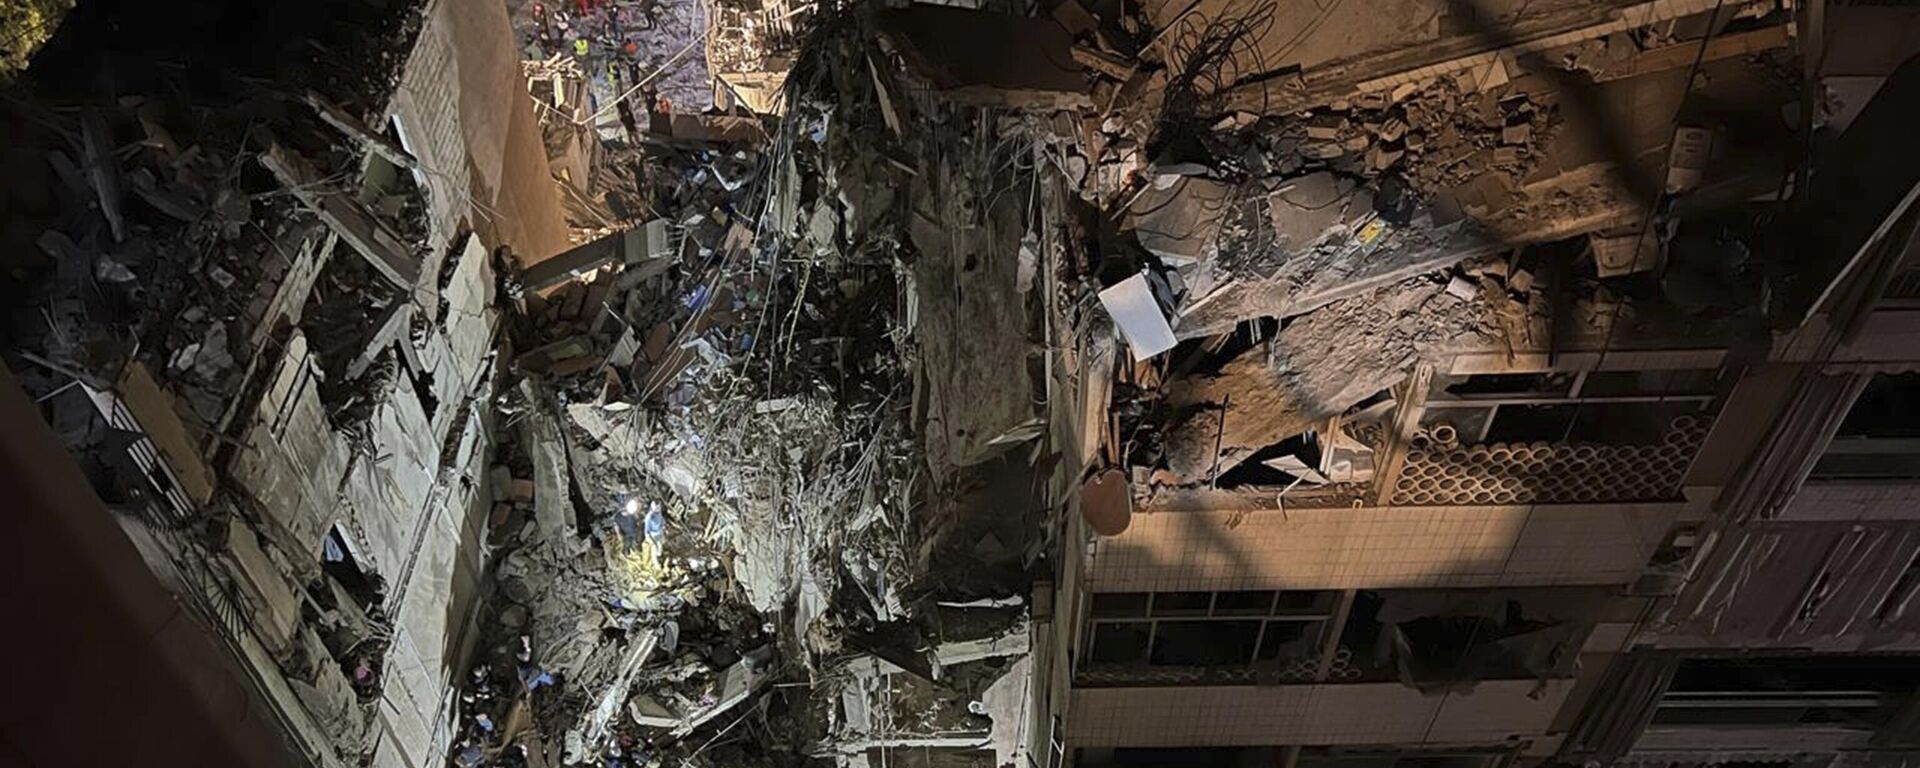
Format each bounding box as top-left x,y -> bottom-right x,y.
1151,591 -> 1213,616
1812,373 -> 1920,480
1150,621 -> 1263,666
1334,587 -> 1607,691
1652,656 -> 1920,729
1088,623 -> 1151,665
321,525 -> 381,606
1422,368 -> 1719,444
1089,592 -> 1150,618
1215,590 -> 1278,615
1082,590 -> 1334,680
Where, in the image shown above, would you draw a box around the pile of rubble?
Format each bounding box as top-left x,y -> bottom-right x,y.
447,10 -> 1046,767
1029,0 -> 1789,498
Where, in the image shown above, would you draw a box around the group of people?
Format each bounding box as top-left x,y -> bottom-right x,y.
449,634 -> 561,767
528,0 -> 677,119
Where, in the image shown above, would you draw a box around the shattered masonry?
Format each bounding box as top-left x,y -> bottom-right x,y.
8,0 -> 1920,768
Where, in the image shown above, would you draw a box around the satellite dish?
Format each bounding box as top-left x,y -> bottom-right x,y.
1081,468 -> 1132,536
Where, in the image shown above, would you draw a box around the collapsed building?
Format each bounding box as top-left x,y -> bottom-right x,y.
5,1 -> 1920,768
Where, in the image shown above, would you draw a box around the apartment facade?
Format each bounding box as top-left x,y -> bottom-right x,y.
1057,336 -> 1724,768
1048,23 -> 1920,768
1555,54 -> 1920,768
3,0 -> 573,764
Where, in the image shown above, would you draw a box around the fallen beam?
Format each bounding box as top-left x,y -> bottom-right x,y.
303,90 -> 420,170
519,220 -> 669,292
344,303 -> 413,380
258,142 -> 420,290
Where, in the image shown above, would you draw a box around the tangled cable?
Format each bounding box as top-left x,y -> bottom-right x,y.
1151,0 -> 1278,151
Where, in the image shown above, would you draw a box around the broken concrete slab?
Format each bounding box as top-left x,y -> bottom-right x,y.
1305,114 -> 1346,140
1176,220 -> 1497,339
126,168 -> 203,222
519,377 -> 574,539
628,694 -> 681,729
515,335 -> 594,374
1129,176 -> 1233,268
520,223 -> 669,292
675,646 -> 775,737
1052,0 -> 1098,36
259,142 -> 420,289
305,90 -> 418,170
931,626 -> 1031,672
345,303 -> 414,380
1267,172 -> 1354,251
1072,45 -> 1134,81
225,521 -> 302,655
116,361 -> 216,504
1162,281 -> 1498,480
585,630 -> 660,744
80,110 -> 126,242
664,114 -> 767,144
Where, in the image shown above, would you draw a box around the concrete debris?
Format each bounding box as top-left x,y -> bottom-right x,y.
304,90 -> 419,170
80,110 -> 127,243
1159,280 -> 1498,481
428,15 -> 1059,768
259,142 -> 421,289
1130,175 -> 1234,267
2,0 -> 1815,765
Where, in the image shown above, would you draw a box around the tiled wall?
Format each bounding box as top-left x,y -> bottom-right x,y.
1087,503 -> 1680,592
1067,680 -> 1573,747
